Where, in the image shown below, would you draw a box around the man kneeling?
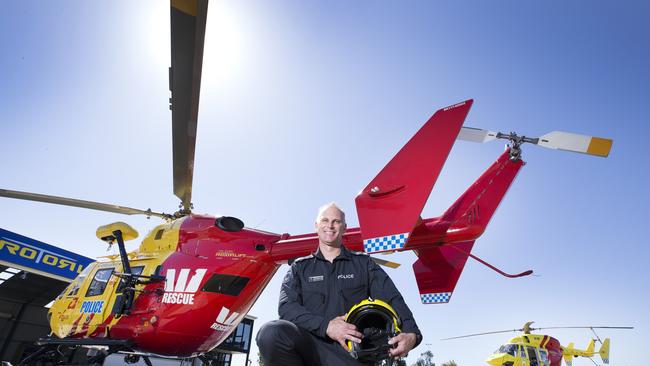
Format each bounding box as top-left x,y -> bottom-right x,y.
256,203 -> 422,365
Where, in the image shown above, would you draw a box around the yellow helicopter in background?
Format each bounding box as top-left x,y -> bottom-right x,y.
443,322 -> 632,366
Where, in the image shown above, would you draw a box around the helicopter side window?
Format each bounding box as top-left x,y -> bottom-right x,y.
65,265 -> 93,297
538,349 -> 549,366
202,274 -> 250,296
497,344 -> 517,356
116,266 -> 145,293
85,268 -> 115,297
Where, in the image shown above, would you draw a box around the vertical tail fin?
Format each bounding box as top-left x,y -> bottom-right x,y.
599,338 -> 610,364
439,148 -> 523,240
412,241 -> 474,304
356,100 -> 473,254
585,339 -> 595,354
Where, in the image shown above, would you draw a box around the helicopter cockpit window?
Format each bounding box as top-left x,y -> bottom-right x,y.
496,344 -> 517,356
65,265 -> 93,297
85,268 -> 115,297
202,274 -> 250,296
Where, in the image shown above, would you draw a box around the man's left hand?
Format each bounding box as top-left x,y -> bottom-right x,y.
388,332 -> 417,358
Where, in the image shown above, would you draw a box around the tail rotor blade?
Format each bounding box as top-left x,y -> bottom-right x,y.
457,127 -> 498,143
536,131 -> 613,157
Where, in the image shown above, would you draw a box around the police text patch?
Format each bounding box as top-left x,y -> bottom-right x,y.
308,275 -> 324,282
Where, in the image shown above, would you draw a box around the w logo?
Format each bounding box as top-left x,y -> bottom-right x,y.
162,268 -> 207,305
210,306 -> 239,331
164,268 -> 207,292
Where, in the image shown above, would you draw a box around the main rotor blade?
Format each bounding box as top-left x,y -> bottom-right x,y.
370,256 -> 401,269
457,127 -> 498,143
442,329 -> 521,340
536,131 -> 613,157
443,325 -> 632,341
533,326 -> 634,331
0,189 -> 169,219
170,0 -> 209,212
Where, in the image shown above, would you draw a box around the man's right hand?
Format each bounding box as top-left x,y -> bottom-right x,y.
326,315 -> 363,349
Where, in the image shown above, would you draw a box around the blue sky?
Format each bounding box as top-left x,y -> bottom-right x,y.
1,1 -> 648,365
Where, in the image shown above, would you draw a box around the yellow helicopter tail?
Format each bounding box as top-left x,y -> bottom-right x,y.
599,338 -> 610,364
585,339 -> 595,354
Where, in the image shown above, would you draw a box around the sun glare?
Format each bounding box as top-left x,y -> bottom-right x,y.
143,3 -> 171,72
202,2 -> 247,86
140,2 -> 248,90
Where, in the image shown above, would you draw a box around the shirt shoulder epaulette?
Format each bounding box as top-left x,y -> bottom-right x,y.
349,250 -> 368,256
291,254 -> 314,265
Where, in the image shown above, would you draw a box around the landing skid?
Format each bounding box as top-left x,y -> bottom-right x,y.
18,338 -> 216,366
17,338 -> 133,366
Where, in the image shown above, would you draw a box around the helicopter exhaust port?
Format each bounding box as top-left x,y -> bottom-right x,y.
215,216 -> 245,232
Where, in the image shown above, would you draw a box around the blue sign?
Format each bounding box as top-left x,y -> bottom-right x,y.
80,300 -> 105,314
0,228 -> 94,281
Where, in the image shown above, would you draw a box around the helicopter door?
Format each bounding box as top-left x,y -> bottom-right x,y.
518,345 -> 529,366
82,266 -> 116,324
526,346 -> 539,366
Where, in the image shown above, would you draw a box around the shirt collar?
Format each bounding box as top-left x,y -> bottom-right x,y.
314,244 -> 352,262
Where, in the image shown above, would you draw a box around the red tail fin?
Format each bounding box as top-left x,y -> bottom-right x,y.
441,148 -> 523,240
413,241 -> 474,304
355,100 -> 473,253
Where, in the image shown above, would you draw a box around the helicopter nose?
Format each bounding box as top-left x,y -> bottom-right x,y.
485,354 -> 506,366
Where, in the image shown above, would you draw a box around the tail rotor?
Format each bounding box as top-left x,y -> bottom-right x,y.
457,127 -> 613,159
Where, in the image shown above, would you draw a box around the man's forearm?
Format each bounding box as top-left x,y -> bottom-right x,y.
279,301 -> 328,338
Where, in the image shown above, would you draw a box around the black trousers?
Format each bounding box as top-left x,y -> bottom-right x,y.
256,320 -> 370,366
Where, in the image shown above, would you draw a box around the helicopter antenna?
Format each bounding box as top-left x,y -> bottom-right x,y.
448,245 -> 533,278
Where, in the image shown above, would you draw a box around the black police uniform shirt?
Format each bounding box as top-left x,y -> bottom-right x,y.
278,245 -> 422,344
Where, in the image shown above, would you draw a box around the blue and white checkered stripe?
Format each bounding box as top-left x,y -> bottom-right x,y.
363,232 -> 409,253
420,292 -> 452,304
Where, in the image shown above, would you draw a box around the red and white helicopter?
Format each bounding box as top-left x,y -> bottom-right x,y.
0,0 -> 613,364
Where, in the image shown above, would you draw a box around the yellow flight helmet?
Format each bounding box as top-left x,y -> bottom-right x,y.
345,298 -> 402,365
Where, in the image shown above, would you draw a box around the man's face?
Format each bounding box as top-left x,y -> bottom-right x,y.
315,206 -> 346,248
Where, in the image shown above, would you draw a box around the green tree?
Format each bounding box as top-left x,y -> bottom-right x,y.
441,361 -> 457,366
256,351 -> 264,366
411,350 -> 435,366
